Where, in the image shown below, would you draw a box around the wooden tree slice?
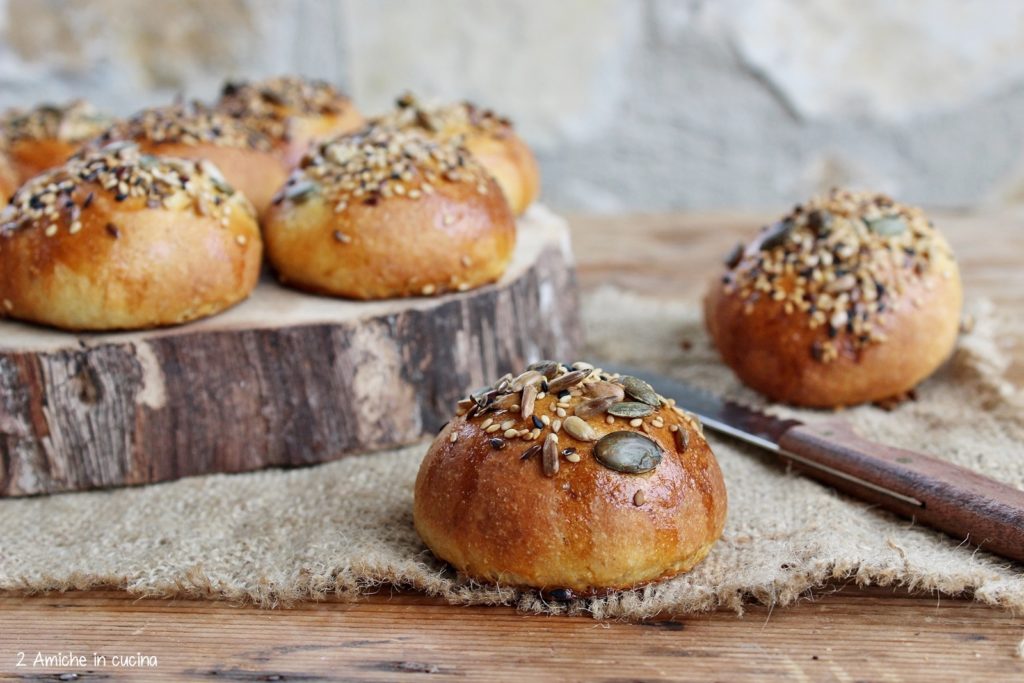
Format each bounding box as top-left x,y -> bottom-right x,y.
0,206 -> 581,497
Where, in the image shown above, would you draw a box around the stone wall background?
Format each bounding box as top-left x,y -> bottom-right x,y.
1,0 -> 1023,212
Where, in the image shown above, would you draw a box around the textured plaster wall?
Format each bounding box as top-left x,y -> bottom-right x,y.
1,0 -> 1023,212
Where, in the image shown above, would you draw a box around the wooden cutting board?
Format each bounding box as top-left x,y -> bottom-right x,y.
0,206 -> 581,497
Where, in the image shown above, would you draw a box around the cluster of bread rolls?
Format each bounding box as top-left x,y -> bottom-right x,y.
0,77 -> 540,331
0,80 -> 962,600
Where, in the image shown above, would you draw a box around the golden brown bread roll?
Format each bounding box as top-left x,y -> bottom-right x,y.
704,189 -> 963,408
91,101 -> 287,216
215,75 -> 365,168
0,100 -> 114,182
414,361 -> 727,596
377,93 -> 540,215
263,125 -> 516,299
0,142 -> 261,331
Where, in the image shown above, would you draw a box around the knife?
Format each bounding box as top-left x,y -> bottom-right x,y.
602,364 -> 1024,564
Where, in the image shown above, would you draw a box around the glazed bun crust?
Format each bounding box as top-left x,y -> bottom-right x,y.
135,140 -> 287,218
0,146 -> 261,331
464,129 -> 540,216
708,259 -> 962,409
265,177 -> 514,298
0,194 -> 261,330
414,365 -> 727,594
705,251 -> 961,407
264,127 -> 516,299
704,190 -> 963,407
7,139 -> 82,182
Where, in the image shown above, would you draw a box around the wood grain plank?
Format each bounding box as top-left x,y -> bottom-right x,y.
1,589 -> 1021,681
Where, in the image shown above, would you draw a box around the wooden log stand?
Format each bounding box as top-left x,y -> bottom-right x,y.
0,206 -> 581,497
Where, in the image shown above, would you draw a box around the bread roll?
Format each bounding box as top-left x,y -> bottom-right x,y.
414,361 -> 727,596
92,101 -> 287,216
704,189 -> 963,407
216,75 -> 364,167
377,93 -> 540,215
0,142 -> 261,331
0,100 -> 114,182
263,125 -> 515,299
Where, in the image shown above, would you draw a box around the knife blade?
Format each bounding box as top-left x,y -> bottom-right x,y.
601,363 -> 1024,564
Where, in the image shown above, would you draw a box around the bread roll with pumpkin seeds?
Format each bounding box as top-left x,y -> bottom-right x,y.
90,100 -> 287,216
704,189 -> 963,408
0,100 -> 114,182
414,361 -> 727,596
215,75 -> 364,168
263,126 -> 516,299
376,93 -> 540,215
0,142 -> 261,331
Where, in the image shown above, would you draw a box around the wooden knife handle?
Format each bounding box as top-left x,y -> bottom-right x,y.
777,420 -> 1024,564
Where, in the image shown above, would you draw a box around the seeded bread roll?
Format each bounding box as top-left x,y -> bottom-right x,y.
263,126 -> 515,299
0,142 -> 261,331
414,362 -> 727,596
377,93 -> 540,215
704,189 -> 963,408
92,101 -> 287,216
215,75 -> 364,168
0,100 -> 114,182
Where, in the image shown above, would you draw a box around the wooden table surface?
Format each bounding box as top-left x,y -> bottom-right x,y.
3,210 -> 1023,682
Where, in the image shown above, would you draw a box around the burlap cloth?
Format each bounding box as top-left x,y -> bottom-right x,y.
2,287 -> 1022,619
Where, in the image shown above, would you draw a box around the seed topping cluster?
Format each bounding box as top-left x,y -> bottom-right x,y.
0,100 -> 113,144
721,189 -> 955,363
274,125 -> 493,213
95,100 -> 272,151
0,142 -> 248,238
216,76 -> 354,141
450,361 -> 702,483
377,92 -> 512,141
